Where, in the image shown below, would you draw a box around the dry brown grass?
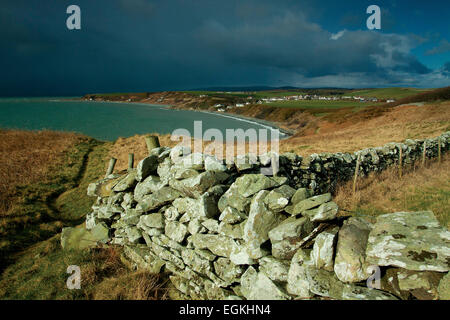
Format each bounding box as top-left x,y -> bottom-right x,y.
280,102 -> 450,155
334,154 -> 450,228
0,129 -> 86,213
92,270 -> 169,300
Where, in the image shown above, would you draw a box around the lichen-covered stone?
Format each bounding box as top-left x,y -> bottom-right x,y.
259,256 -> 290,282
218,185 -> 251,213
287,249 -> 314,298
139,213 -> 165,229
264,185 -> 296,212
136,187 -> 181,213
169,171 -> 229,198
302,201 -> 339,222
291,188 -> 311,205
113,171 -> 137,192
289,193 -> 332,216
341,284 -> 398,300
218,221 -> 244,239
164,206 -> 180,221
61,223 -> 110,250
214,258 -> 244,284
438,272 -> 450,300
187,219 -> 206,235
202,219 -> 219,233
219,206 -> 247,224
165,221 -> 188,243
232,174 -> 287,198
191,234 -> 238,258
311,226 -> 339,271
243,190 -> 285,247
181,249 -> 212,274
366,211 -> 450,272
134,175 -> 166,200
397,269 -> 444,300
241,266 -> 290,300
204,155 -> 227,172
125,226 -> 142,243
268,216 -> 315,259
334,217 -> 372,283
136,155 -> 159,181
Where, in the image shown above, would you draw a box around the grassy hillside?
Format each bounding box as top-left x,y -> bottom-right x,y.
0,129 -> 169,300
0,130 -> 104,267
348,87 -> 430,99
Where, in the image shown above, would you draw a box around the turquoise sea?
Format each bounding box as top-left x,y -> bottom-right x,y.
0,97 -> 284,141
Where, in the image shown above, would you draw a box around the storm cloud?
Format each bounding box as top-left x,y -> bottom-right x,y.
0,0 -> 448,96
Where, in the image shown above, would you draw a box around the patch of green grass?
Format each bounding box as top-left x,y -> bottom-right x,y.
0,138 -> 108,269
0,234 -> 168,300
55,142 -> 111,222
348,88 -> 430,100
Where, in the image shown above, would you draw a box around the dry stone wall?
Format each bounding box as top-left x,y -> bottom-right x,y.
284,131 -> 450,194
81,132 -> 450,300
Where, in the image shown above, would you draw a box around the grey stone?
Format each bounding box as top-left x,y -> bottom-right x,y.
125,226 -> 142,243
259,256 -> 290,282
264,185 -> 296,212
241,266 -> 290,300
291,188 -> 311,205
136,155 -> 159,181
219,206 -> 247,224
204,155 -> 227,172
289,193 -> 332,216
169,171 -> 229,198
202,219 -> 219,233
214,258 -> 244,284
113,171 -> 137,192
397,269 -> 444,300
334,217 -> 373,283
136,187 -> 181,213
233,174 -> 287,198
134,175 -> 166,200
165,221 -> 188,243
139,213 -> 165,229
302,201 -> 339,222
311,226 -> 339,271
61,223 -> 110,250
191,234 -> 238,258
243,190 -> 285,247
366,211 -> 450,272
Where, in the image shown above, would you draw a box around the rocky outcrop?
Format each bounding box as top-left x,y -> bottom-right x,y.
72,132 -> 450,300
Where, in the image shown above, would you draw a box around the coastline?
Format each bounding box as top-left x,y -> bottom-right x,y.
77,97 -> 294,139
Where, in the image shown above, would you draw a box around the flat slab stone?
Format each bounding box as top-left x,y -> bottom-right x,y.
366,211 -> 450,272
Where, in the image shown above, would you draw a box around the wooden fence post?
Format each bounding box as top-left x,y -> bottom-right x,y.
398,146 -> 403,178
422,140 -> 427,166
128,153 -> 134,172
105,157 -> 117,177
145,135 -> 160,154
352,153 -> 361,194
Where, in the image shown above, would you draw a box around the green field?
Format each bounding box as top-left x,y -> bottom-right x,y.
347,88 -> 430,100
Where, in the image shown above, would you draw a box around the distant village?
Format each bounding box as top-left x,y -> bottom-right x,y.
210,93 -> 395,112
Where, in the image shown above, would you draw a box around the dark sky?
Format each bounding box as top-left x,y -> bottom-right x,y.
1,0 -> 449,96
